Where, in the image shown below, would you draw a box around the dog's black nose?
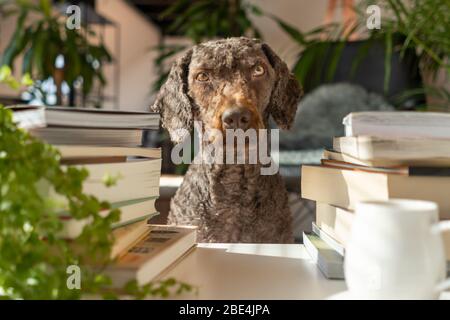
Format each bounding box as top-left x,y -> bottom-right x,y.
221,107 -> 252,130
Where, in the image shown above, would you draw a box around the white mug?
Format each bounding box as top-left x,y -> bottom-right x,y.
344,199 -> 450,299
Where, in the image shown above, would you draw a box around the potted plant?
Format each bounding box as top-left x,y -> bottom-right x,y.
0,66 -> 192,299
0,0 -> 111,107
272,0 -> 449,110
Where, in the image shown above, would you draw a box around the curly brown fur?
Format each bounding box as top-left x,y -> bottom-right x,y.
151,37 -> 302,243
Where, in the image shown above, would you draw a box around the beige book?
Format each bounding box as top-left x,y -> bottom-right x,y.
111,220 -> 152,259
323,149 -> 450,168
57,145 -> 161,160
321,159 -> 450,176
316,203 -> 354,248
301,165 -> 450,219
315,203 -> 450,260
333,136 -> 450,160
67,157 -> 161,178
321,159 -> 407,175
30,127 -> 144,147
59,197 -> 159,239
343,111 -> 450,139
106,225 -> 197,287
67,220 -> 150,260
11,105 -> 160,129
41,157 -> 162,206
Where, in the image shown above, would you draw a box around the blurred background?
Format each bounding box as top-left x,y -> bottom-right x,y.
2,0 -> 447,111
1,0 -> 448,238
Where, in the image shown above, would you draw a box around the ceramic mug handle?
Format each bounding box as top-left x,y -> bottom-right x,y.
432,221 -> 450,293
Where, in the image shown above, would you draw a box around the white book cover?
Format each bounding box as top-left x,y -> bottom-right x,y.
344,111 -> 450,139
11,105 -> 160,129
303,232 -> 344,280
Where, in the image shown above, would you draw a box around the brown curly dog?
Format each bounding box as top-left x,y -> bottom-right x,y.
151,37 -> 302,243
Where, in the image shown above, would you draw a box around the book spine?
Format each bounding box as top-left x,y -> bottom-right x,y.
303,233 -> 345,280
303,232 -> 319,262
311,222 -> 345,256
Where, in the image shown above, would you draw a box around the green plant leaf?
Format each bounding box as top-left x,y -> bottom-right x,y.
325,41 -> 346,82
22,45 -> 34,74
386,0 -> 406,27
0,65 -> 20,89
350,38 -> 374,78
293,44 -> 321,85
21,73 -> 33,86
384,30 -> 393,94
247,3 -> 263,16
39,0 -> 51,18
159,0 -> 190,20
1,9 -> 29,68
270,15 -> 306,45
30,22 -> 45,77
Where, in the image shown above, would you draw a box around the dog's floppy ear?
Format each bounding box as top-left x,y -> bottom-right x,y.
150,48 -> 194,143
262,43 -> 302,130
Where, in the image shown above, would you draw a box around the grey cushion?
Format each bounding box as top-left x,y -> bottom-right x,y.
278,82 -> 394,150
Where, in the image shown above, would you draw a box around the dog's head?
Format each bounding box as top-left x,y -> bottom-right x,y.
151,37 -> 302,144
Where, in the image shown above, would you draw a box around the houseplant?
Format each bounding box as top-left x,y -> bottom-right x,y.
0,0 -> 111,106
273,0 -> 449,110
0,66 -> 192,299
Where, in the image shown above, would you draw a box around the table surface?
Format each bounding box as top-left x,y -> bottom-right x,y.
161,243 -> 347,300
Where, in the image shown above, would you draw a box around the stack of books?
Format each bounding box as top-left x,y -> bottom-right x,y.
301,111 -> 450,279
12,105 -> 197,285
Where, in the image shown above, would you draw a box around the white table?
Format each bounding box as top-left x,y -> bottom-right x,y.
162,243 -> 347,299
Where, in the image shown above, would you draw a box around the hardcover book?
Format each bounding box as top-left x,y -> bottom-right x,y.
11,105 -> 160,129
303,232 -> 344,280
343,111 -> 450,139
59,197 -> 159,239
106,225 -> 197,287
334,136 -> 450,160
301,165 -> 450,219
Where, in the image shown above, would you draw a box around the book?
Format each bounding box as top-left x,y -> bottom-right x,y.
67,219 -> 151,260
315,203 -> 354,249
312,222 -> 345,256
11,105 -> 160,129
301,165 -> 450,219
333,136 -> 450,160
106,225 -> 197,287
343,111 -> 450,139
29,127 -> 144,147
323,149 -> 450,168
65,156 -> 161,179
322,149 -> 450,168
57,145 -> 161,159
303,232 -> 344,280
322,159 -> 407,175
321,159 -> 450,176
42,157 -> 162,206
59,197 -> 159,239
110,220 -> 153,259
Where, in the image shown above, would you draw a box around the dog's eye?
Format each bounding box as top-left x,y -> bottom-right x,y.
252,65 -> 265,77
196,72 -> 209,82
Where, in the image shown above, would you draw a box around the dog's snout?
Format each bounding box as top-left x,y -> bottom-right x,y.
221,107 -> 252,130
